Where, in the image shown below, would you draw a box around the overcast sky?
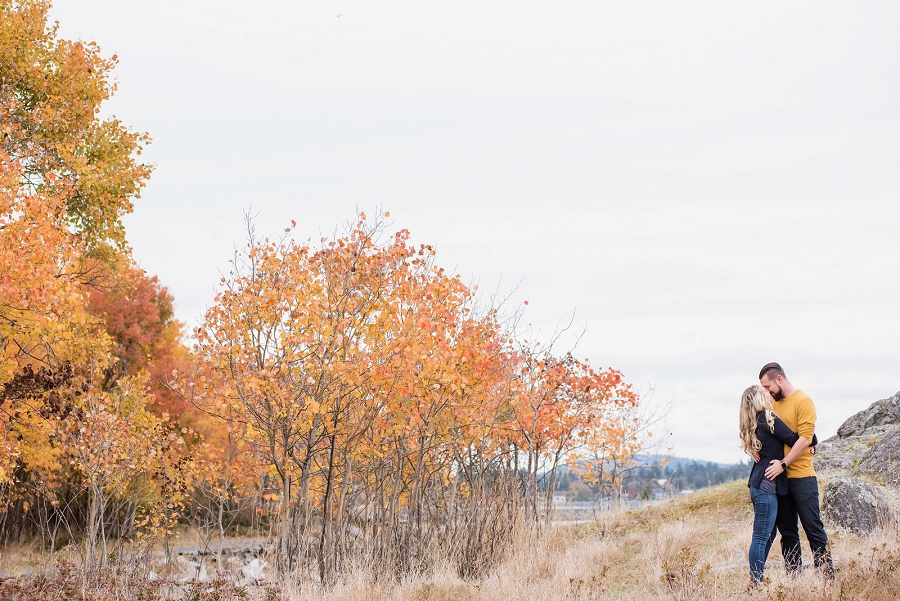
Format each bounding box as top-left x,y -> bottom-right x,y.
50,1 -> 899,463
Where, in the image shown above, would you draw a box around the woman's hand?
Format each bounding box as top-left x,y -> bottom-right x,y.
764,459 -> 784,480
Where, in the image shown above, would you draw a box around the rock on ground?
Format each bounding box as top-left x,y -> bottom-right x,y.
822,476 -> 896,534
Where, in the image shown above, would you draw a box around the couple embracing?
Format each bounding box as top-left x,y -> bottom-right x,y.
739,362 -> 834,587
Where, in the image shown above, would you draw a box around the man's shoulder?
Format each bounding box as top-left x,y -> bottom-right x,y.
790,390 -> 817,423
789,390 -> 814,405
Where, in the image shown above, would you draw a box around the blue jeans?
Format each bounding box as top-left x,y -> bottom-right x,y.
749,486 -> 778,584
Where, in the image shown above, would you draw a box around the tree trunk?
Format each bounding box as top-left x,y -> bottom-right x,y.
318,432 -> 338,583
544,451 -> 561,522
216,430 -> 234,571
87,481 -> 104,570
280,473 -> 292,571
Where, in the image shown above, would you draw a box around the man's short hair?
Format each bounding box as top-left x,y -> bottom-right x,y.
759,362 -> 785,381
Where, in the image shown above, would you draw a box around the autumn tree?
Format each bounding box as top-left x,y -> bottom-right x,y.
0,151 -> 108,488
1,0 -> 151,253
509,344 -> 638,521
1,3 -> 194,570
86,263 -> 191,414
1,0 -> 157,454
186,214 -> 403,570
63,374 -> 187,570
578,389 -> 670,507
181,209 -> 654,581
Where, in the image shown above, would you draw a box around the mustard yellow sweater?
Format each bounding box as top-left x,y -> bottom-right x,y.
772,390 -> 817,479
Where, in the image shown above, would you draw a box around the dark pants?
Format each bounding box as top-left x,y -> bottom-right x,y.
776,476 -> 834,577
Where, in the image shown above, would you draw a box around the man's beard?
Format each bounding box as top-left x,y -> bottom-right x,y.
772,386 -> 784,401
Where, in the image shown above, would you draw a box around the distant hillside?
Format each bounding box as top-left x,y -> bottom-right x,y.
656,457 -> 749,492
547,456 -> 749,501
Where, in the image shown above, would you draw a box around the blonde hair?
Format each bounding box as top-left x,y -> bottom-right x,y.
739,385 -> 775,462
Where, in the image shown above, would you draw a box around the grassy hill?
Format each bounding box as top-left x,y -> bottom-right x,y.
307,480 -> 899,601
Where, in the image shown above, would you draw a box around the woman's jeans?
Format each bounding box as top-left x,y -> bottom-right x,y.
749,486 -> 778,584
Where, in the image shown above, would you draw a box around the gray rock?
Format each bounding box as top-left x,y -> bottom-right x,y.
836,392 -> 900,437
240,557 -> 267,580
852,426 -> 900,487
815,425 -> 896,475
815,392 -> 900,534
822,476 -> 896,534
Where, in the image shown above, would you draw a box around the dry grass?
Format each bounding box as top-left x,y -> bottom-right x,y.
271,480 -> 900,601
2,481 -> 899,599
0,539 -> 48,571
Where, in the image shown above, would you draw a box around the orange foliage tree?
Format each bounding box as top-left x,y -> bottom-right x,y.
1,1 -> 191,563
178,211 -> 649,579
509,346 -> 638,520
577,388 -> 670,507
0,151 -> 107,485
86,264 -> 191,414
1,0 -> 151,253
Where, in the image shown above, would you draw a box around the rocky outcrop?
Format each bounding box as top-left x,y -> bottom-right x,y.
816,392 -> 900,534
815,425 -> 895,474
852,427 -> 900,487
836,392 -> 900,437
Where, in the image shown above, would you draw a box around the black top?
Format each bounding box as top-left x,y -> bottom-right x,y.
747,411 -> 817,495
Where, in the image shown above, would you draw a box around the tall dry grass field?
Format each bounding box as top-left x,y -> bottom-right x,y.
281,481 -> 899,601
2,480 -> 898,600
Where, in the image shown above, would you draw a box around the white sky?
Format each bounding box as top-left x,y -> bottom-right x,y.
50,1 -> 900,463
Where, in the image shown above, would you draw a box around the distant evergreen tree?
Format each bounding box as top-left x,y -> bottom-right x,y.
540,458 -> 751,502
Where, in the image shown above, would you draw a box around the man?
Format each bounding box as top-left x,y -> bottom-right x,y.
759,362 -> 834,578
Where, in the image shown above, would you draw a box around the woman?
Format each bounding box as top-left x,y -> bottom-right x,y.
739,384 -> 813,587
